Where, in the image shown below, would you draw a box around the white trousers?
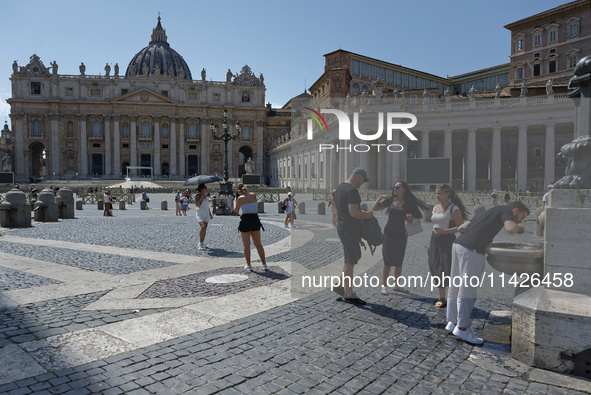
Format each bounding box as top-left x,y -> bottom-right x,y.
446,243 -> 485,329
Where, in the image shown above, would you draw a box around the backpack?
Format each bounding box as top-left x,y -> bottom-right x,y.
360,216 -> 383,255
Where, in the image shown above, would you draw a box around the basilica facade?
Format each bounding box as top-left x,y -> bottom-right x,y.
8,17 -> 267,183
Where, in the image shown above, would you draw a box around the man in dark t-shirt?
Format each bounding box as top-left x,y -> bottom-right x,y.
334,168 -> 374,305
446,202 -> 529,345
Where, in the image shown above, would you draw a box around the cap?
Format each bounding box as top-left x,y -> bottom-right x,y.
352,167 -> 369,183
288,192 -> 293,196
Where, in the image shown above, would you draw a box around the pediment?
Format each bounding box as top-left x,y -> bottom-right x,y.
111,88 -> 177,104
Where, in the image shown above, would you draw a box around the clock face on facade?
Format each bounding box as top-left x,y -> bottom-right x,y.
32,66 -> 39,72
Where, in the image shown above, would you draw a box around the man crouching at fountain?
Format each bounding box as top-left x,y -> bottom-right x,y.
446,201 -> 530,345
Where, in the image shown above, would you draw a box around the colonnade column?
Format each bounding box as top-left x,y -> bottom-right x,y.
153,117 -> 160,177
79,115 -> 88,177
104,115 -> 111,177
466,128 -> 477,191
544,123 -> 556,188
113,115 -> 120,177
443,129 -> 453,159
517,125 -> 528,192
421,130 -> 430,190
170,118 -> 177,176
491,126 -> 502,191
179,121 -> 185,177
14,114 -> 25,180
256,120 -> 264,179
200,122 -> 208,174
50,114 -> 60,177
130,116 -> 137,169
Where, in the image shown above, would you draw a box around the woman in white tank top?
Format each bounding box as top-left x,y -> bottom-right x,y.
195,184 -> 213,250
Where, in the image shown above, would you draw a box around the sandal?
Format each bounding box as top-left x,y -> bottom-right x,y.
435,300 -> 447,308
380,286 -> 388,295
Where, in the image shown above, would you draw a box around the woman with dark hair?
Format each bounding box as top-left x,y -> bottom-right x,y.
233,184 -> 268,272
371,181 -> 430,294
428,184 -> 469,308
195,184 -> 213,250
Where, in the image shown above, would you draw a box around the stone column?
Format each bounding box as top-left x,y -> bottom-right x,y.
170,117 -> 177,176
104,115 -> 111,177
517,125 -> 528,191
256,121 -> 264,179
50,114 -> 60,177
200,122 -> 208,174
14,114 -> 25,181
113,115 -> 120,177
420,130 -> 430,158
153,117 -> 160,176
179,120 -> 185,177
390,129 -> 402,185
544,123 -> 555,188
130,116 -> 137,168
466,128 -> 477,191
443,129 -> 453,159
491,126 -> 502,191
79,115 -> 88,177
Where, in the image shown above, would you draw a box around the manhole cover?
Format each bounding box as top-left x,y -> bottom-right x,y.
205,274 -> 250,284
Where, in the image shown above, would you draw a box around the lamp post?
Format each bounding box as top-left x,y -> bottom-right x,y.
210,109 -> 241,195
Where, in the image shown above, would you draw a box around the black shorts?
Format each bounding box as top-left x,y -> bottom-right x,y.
238,214 -> 263,232
337,228 -> 362,264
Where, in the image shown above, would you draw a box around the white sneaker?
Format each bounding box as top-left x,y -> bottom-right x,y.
198,243 -> 205,250
244,265 -> 253,272
262,264 -> 269,272
452,327 -> 484,345
284,225 -> 289,228
445,321 -> 456,332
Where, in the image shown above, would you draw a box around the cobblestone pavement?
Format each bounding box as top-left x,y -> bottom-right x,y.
0,193 -> 589,394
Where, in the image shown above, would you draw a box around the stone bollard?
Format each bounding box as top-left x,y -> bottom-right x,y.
318,202 -> 326,215
257,201 -> 264,213
0,189 -> 32,228
34,188 -> 59,222
140,200 -> 147,210
161,200 -> 167,210
422,204 -> 435,222
76,200 -> 83,210
97,200 -> 104,210
278,202 -> 285,214
472,204 -> 485,218
56,188 -> 75,219
119,200 -> 125,210
298,201 -> 305,214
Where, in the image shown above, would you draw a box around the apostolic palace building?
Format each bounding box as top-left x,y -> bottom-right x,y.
6,1 -> 591,192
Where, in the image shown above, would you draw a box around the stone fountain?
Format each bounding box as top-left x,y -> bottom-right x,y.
511,56 -> 591,380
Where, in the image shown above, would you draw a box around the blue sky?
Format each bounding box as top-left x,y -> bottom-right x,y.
1,0 -> 565,124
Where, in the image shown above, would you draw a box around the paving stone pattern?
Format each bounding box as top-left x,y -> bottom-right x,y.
138,266 -> 290,299
0,291 -> 171,347
0,266 -> 62,292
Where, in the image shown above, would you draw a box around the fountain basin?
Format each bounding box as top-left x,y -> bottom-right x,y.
485,242 -> 544,276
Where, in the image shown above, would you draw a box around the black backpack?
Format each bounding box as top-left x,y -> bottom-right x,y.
360,216 -> 383,255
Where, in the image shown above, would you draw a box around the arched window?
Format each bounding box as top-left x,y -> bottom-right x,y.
162,124 -> 169,138
241,125 -> 250,140
122,123 -> 129,138
351,83 -> 360,95
92,121 -> 101,136
188,123 -> 197,138
32,120 -> 42,135
66,121 -> 74,137
141,122 -> 150,136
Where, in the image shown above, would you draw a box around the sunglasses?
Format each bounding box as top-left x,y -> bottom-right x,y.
393,185 -> 402,190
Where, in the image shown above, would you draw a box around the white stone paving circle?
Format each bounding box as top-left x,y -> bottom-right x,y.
205,274 -> 250,284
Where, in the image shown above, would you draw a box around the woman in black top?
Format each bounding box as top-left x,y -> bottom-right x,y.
372,181 -> 429,295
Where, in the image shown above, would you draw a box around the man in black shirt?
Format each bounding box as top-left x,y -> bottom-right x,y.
334,168 -> 374,305
446,201 -> 529,345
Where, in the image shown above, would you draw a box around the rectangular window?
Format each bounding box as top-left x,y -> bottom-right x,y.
189,145 -> 197,150
162,144 -> 169,149
65,87 -> 73,96
121,89 -> 128,95
516,39 -> 524,51
533,64 -> 541,76
534,34 -> 541,47
162,126 -> 169,138
534,148 -> 542,157
92,143 -> 101,148
549,60 -> 556,73
534,52 -> 541,59
549,48 -> 556,54
30,82 -> 41,95
516,68 -> 523,80
410,95 -> 417,105
122,143 -> 129,148
568,54 -> 578,69
161,90 -> 168,97
188,92 -> 198,100
242,92 -> 250,102
90,88 -> 101,96
549,30 -> 557,43
567,23 -> 579,38
122,125 -> 129,138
